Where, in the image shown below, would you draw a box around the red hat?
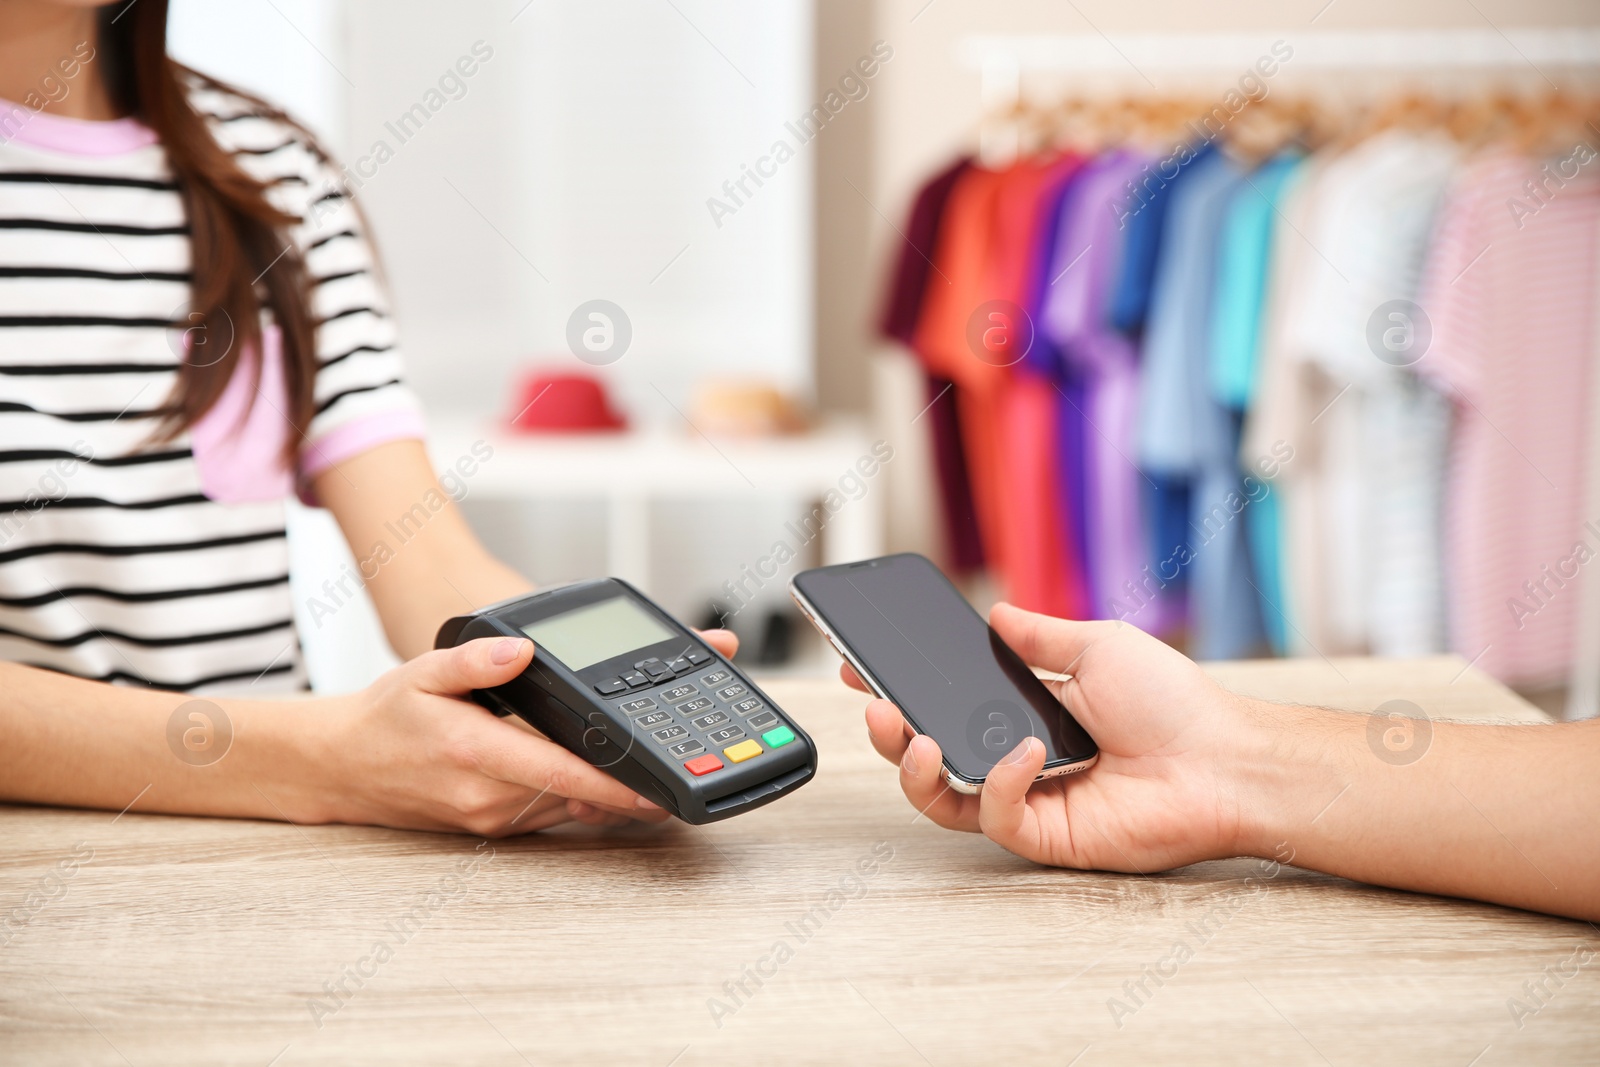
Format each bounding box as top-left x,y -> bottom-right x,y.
508,369 -> 627,432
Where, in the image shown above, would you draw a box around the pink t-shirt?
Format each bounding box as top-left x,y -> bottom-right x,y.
1418,149 -> 1600,687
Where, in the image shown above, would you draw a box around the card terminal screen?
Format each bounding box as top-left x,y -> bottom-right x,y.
521,596 -> 675,670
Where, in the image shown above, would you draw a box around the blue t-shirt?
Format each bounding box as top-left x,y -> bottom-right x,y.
1109,143 -> 1211,335
1136,146 -> 1241,477
1208,151 -> 1306,653
1135,146 -> 1267,659
1209,151 -> 1304,410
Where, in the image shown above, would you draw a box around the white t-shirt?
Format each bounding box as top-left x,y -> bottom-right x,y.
0,80 -> 423,695
1280,130 -> 1458,658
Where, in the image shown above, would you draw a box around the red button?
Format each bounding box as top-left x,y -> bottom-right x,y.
684,754 -> 724,776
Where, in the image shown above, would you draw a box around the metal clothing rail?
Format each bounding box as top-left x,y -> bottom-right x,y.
960,28 -> 1600,163
957,27 -> 1600,77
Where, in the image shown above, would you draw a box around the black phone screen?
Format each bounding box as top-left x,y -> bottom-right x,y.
793,554 -> 1097,782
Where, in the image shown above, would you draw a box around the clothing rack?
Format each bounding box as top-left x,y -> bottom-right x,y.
961,28 -> 1600,160
951,27 -> 1600,718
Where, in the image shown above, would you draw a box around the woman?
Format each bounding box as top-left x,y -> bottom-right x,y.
0,0 -> 735,833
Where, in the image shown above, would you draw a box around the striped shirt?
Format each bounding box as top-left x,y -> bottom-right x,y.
1419,148 -> 1600,688
0,81 -> 424,695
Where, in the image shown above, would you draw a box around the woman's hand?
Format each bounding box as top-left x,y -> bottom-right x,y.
304,630 -> 740,836
851,603 -> 1254,872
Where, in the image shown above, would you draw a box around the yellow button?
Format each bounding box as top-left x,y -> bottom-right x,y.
723,739 -> 762,763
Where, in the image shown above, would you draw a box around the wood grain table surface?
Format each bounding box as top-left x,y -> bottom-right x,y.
2,655 -> 1596,1066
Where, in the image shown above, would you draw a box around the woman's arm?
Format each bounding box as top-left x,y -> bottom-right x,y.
313,438 -> 530,659
855,604 -> 1600,921
1,631 -> 737,834
0,658 -> 323,821
1,439 -> 745,832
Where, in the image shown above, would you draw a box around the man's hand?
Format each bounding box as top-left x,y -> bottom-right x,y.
852,603 -> 1251,871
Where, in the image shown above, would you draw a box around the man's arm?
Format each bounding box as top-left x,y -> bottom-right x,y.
1237,702 -> 1600,920
857,605 -> 1600,922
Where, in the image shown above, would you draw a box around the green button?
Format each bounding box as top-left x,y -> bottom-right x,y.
762,725 -> 795,748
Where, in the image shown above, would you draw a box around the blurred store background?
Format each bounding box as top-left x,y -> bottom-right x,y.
169,0 -> 1600,718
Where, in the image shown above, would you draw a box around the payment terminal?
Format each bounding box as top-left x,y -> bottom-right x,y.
435,579 -> 816,824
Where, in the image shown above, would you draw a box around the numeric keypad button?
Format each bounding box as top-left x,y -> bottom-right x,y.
652,725 -> 688,745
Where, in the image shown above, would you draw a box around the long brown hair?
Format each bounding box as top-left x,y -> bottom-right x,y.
98,0 -> 317,463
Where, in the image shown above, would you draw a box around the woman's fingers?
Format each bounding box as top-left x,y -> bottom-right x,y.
400,628 -> 735,836
416,632 -> 733,699
507,804 -> 575,834
491,792 -> 572,834
413,640 -> 678,830
409,637 -> 535,696
582,798 -> 672,822
478,722 -> 657,813
864,699 -> 914,762
566,800 -> 634,827
483,786 -> 662,837
976,737 -> 1048,859
696,628 -> 739,659
898,734 -> 981,832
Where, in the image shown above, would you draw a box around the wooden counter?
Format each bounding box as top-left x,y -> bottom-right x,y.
2,656 -> 1595,1065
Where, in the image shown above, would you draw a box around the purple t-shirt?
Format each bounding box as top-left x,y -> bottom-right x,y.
1039,151 -> 1175,628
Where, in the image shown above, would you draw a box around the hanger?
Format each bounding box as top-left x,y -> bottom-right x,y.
980,82 -> 1600,170
1516,88 -> 1598,157
1229,93 -> 1322,162
1353,89 -> 1448,142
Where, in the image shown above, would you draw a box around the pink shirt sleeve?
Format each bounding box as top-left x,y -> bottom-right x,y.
300,408 -> 428,479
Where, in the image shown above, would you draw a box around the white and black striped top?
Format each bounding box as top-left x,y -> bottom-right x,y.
0,80 -> 423,696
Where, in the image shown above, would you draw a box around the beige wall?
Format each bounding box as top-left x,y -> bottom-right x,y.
812,0 -> 1600,415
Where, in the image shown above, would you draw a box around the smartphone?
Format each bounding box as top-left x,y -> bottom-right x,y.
790,553 -> 1098,793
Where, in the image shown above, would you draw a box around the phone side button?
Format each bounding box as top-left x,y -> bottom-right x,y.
817,630 -> 856,670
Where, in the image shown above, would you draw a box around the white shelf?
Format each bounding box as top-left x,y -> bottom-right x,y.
428,414 -> 877,497
425,412 -> 887,587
